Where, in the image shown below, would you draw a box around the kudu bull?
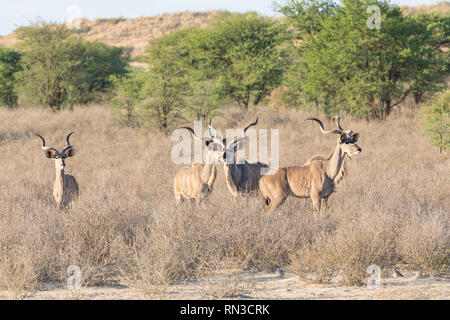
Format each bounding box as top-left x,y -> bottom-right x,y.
173,125 -> 224,204
208,117 -> 268,199
35,132 -> 79,208
259,117 -> 361,215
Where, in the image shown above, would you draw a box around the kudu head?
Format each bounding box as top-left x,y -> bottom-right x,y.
35,132 -> 76,170
208,117 -> 259,164
180,125 -> 224,164
306,116 -> 361,158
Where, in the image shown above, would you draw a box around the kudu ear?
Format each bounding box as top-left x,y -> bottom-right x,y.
340,133 -> 347,143
35,133 -> 57,159
352,133 -> 360,142
43,149 -> 56,159
64,147 -> 76,157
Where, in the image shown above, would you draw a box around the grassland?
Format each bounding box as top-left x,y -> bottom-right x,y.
0,104 -> 448,299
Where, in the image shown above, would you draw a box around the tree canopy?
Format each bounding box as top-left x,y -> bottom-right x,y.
0,47 -> 21,107
16,22 -> 128,110
279,0 -> 450,119
190,13 -> 290,110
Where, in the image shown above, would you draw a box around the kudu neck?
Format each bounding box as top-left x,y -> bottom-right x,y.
326,142 -> 345,180
54,161 -> 65,180
201,153 -> 216,183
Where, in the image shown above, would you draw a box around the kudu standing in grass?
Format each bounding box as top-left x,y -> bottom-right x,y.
209,118 -> 269,199
35,132 -> 79,208
173,125 -> 223,204
259,117 -> 361,215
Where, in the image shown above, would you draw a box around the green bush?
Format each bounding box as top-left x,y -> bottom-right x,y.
110,72 -> 145,127
140,31 -> 191,133
185,80 -> 224,121
279,0 -> 450,119
193,13 -> 290,110
16,22 -> 128,110
0,47 -> 21,107
420,90 -> 450,153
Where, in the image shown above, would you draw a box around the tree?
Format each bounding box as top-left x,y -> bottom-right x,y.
192,13 -> 290,110
16,23 -> 80,109
408,13 -> 450,104
420,90 -> 450,153
140,31 -> 191,133
0,47 -> 21,107
78,40 -> 128,102
110,71 -> 145,127
16,22 -> 127,110
185,80 -> 224,121
280,0 -> 450,119
275,0 -> 337,39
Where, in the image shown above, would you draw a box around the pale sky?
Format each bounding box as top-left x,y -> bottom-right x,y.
0,0 -> 444,36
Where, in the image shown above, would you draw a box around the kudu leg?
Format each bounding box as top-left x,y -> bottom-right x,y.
321,197 -> 329,211
174,192 -> 183,204
311,192 -> 321,215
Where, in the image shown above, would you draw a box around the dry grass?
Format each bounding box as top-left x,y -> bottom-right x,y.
0,104 -> 448,297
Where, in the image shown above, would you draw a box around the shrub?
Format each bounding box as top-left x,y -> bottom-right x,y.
16,22 -> 128,110
291,212 -> 398,285
420,90 -> 450,153
0,46 -> 21,107
279,0 -> 450,119
140,31 -> 191,133
192,13 -> 290,110
397,211 -> 449,275
110,72 -> 145,127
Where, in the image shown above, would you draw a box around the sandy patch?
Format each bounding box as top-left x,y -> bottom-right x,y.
1,270 -> 448,300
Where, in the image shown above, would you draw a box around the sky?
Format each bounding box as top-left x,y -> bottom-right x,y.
0,0 -> 444,36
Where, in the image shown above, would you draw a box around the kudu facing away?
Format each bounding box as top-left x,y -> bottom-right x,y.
173,126 -> 223,204
259,117 -> 361,215
209,118 -> 269,199
35,132 -> 79,208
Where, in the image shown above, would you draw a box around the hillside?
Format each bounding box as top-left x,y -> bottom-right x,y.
0,11 -> 221,57
400,1 -> 450,16
0,3 -> 449,56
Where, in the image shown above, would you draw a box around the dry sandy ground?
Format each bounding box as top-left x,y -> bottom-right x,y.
1,270 -> 448,300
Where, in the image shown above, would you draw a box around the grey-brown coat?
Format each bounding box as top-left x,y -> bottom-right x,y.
209,118 -> 269,199
259,117 -> 361,215
35,132 -> 79,208
173,126 -> 222,204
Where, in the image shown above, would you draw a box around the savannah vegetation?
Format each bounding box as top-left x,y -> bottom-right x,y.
0,105 -> 448,298
0,0 -> 448,298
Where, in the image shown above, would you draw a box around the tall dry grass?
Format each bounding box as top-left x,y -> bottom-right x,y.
0,104 -> 448,297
